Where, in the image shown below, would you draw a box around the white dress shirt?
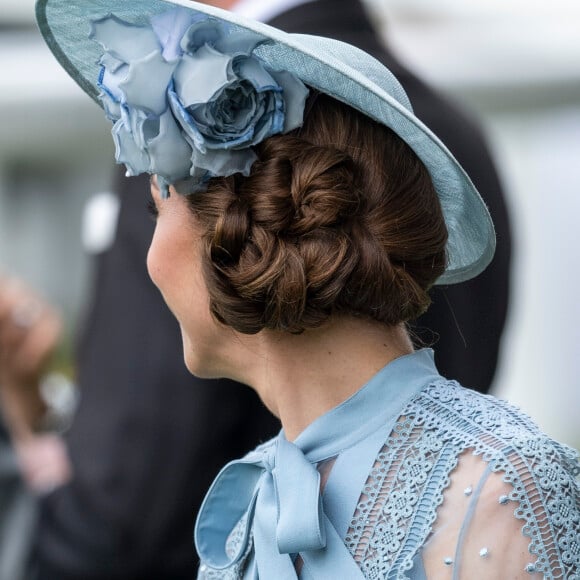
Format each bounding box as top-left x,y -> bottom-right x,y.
232,0 -> 316,23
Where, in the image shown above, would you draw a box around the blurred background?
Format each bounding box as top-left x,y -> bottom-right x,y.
1,0 -> 579,449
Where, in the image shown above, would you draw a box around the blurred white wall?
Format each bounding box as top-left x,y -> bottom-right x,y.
1,1 -> 578,447
0,23 -> 113,325
366,0 -> 580,448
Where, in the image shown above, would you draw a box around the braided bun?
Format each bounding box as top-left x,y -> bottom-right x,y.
188,93 -> 447,334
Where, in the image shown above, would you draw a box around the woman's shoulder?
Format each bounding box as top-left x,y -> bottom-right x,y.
401,380 -> 580,578
408,379 -> 579,520
411,378 -> 552,444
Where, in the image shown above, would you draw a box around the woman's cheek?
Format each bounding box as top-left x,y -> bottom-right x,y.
146,226 -> 172,291
146,242 -> 162,288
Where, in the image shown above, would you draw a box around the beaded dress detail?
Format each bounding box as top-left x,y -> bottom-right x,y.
196,350 -> 580,579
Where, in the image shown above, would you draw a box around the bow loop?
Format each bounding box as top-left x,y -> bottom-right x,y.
194,435 -> 326,574
194,459 -> 265,569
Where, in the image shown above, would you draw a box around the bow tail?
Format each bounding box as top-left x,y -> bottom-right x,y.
300,514 -> 366,578
253,474 -> 299,579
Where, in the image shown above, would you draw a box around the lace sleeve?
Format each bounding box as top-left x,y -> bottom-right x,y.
423,437 -> 580,579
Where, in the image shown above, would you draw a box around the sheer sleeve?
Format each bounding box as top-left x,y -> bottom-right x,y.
423,438 -> 579,579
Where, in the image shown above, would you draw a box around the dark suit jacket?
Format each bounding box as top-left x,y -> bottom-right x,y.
32,1 -> 510,578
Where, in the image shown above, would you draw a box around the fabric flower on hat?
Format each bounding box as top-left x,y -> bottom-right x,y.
90,8 -> 309,196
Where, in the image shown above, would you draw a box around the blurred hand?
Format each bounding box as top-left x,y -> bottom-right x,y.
0,277 -> 71,491
14,432 -> 72,493
0,277 -> 62,434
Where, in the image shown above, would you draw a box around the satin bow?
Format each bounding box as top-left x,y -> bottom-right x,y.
195,434 -> 326,576
194,350 -> 441,578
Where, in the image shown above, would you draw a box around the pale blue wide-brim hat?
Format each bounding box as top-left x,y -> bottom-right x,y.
36,0 -> 495,284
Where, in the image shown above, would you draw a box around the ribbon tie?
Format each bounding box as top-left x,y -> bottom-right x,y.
195,435 -> 326,576
194,351 -> 441,577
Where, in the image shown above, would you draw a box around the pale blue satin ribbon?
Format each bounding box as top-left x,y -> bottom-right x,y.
194,434 -> 363,577
195,350 -> 442,578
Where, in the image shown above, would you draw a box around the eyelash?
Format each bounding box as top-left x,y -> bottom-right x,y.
147,199 -> 158,220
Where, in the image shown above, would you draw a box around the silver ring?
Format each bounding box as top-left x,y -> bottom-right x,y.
11,301 -> 43,328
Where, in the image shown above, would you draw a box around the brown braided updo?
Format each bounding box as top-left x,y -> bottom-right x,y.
187,93 -> 448,334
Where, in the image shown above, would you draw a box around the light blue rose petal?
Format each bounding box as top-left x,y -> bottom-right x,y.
249,94 -> 283,144
191,146 -> 257,178
98,88 -> 122,121
120,50 -> 177,115
180,19 -> 223,55
187,82 -> 261,148
174,47 -> 231,107
91,15 -> 161,63
192,166 -> 213,182
147,110 -> 193,182
151,7 -> 197,61
214,29 -> 265,57
269,70 -> 310,132
235,57 -> 280,92
112,119 -> 150,176
125,107 -> 151,151
196,103 -> 257,149
100,52 -> 125,74
189,165 -> 213,185
168,86 -> 207,154
173,168 -> 213,195
142,116 -> 161,145
213,86 -> 258,134
99,64 -> 125,105
97,65 -> 123,120
193,84 -> 257,134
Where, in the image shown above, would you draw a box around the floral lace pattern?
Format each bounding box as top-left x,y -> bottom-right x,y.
346,381 -> 580,579
345,413 -> 459,577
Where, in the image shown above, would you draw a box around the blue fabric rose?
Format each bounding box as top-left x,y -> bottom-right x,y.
90,8 -> 309,196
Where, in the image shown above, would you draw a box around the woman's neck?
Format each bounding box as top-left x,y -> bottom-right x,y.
234,317 -> 414,440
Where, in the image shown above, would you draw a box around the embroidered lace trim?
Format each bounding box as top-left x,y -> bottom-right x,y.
346,381 -> 580,579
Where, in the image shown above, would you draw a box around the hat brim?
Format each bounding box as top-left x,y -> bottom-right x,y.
36,0 -> 495,284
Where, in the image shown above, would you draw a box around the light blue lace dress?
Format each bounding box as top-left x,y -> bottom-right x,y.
195,349 -> 580,579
